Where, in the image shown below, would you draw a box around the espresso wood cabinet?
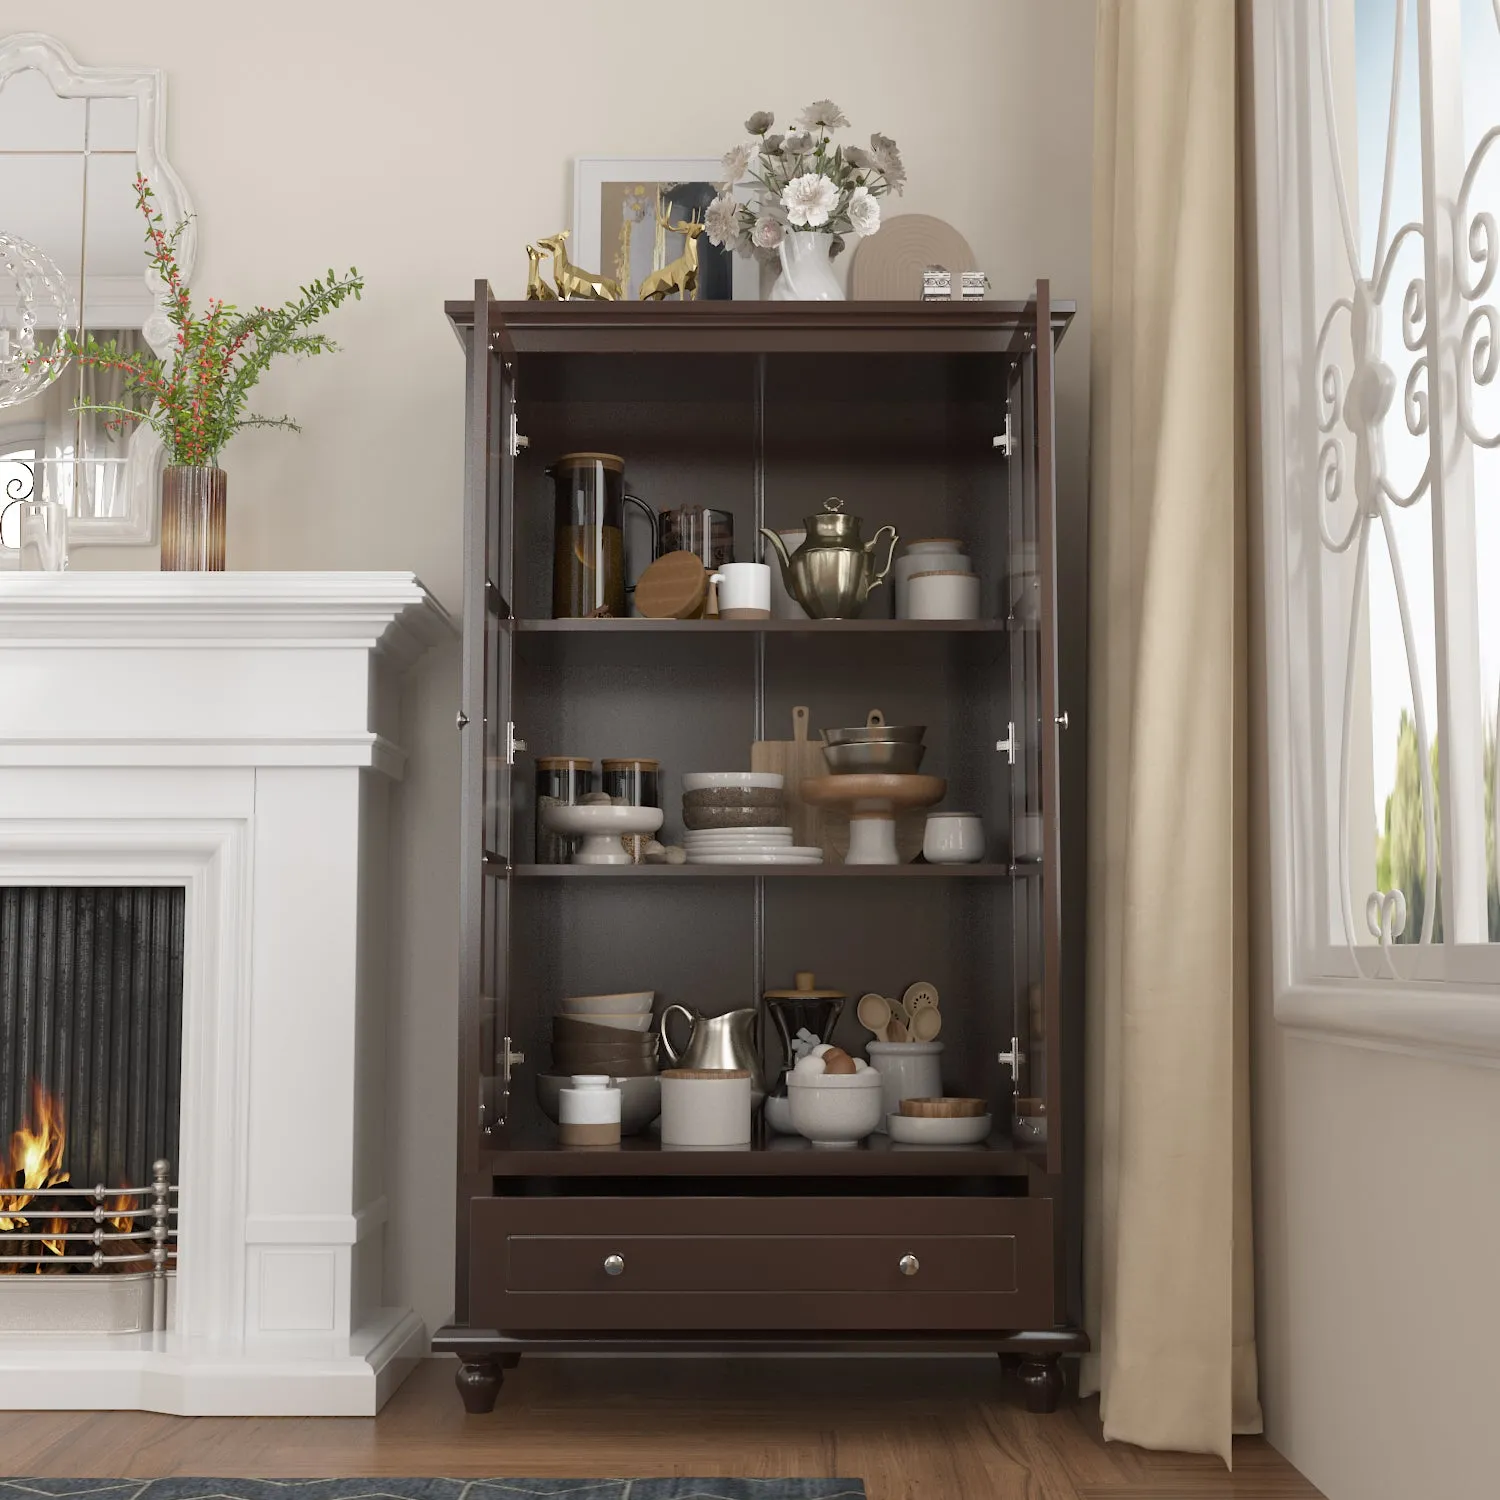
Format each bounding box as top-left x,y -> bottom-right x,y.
434,290 -> 1086,1414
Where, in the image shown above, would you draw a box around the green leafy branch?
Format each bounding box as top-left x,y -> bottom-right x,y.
52,177 -> 363,467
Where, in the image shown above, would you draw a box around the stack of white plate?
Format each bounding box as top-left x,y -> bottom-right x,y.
682,827 -> 824,866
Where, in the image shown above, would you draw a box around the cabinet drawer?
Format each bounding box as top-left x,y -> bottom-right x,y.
470,1196 -> 1053,1332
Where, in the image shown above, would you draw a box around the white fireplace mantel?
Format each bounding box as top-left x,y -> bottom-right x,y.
0,573 -> 452,1416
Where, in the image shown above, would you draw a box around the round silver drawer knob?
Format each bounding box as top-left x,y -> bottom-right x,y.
603,1254 -> 625,1277
899,1254 -> 920,1277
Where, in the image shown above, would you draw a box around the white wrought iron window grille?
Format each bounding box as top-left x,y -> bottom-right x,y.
1254,0 -> 1500,1025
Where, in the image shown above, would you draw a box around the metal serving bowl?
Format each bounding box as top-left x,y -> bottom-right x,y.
823,723 -> 926,746
822,740 -> 927,775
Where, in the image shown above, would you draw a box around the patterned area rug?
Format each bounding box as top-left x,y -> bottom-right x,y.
0,1485 -> 865,1500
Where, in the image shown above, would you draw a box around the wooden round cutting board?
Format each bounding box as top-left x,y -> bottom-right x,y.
850,215 -> 977,301
635,549 -> 708,619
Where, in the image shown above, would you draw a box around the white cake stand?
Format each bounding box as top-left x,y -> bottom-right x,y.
541,804 -> 665,865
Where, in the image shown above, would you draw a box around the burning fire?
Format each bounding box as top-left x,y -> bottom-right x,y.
1,1080 -> 154,1274
1,1080 -> 70,1269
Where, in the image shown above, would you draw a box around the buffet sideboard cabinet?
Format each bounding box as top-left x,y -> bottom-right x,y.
433,290 -> 1086,1412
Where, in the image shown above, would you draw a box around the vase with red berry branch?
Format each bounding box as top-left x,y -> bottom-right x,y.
52,175 -> 362,569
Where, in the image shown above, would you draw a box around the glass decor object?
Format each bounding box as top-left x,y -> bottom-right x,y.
160,465 -> 226,571
17,499 -> 68,571
0,232 -> 74,410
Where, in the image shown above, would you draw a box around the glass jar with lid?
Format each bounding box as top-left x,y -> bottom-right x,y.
602,757 -> 661,863
535,757 -> 594,864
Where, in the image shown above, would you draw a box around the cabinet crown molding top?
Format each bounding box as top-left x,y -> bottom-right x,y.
0,571 -> 455,659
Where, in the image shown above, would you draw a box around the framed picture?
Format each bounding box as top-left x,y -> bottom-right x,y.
572,157 -> 761,301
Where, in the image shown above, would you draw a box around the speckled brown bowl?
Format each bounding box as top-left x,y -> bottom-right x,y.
682,786 -> 786,810
682,802 -> 789,831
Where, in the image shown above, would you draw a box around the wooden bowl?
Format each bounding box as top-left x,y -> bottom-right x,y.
899,1096 -> 985,1118
553,1014 -> 657,1046
552,1049 -> 659,1078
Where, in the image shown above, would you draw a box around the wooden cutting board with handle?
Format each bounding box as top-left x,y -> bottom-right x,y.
751,705 -> 828,850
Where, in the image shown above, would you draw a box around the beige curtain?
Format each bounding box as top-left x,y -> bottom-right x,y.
1082,0 -> 1261,1462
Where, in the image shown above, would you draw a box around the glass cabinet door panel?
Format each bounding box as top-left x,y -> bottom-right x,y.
1006,285 -> 1065,1173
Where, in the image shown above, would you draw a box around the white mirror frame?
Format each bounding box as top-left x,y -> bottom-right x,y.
0,32 -> 194,548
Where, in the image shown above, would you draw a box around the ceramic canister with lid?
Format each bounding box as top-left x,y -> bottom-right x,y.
864,1041 -> 943,1132
659,1068 -> 752,1147
894,538 -> 969,618
558,1075 -> 622,1146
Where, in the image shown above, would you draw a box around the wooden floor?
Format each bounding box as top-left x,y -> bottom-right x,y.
0,1356 -> 1322,1500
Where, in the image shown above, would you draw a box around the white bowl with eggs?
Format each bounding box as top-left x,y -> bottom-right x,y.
786,1054 -> 884,1148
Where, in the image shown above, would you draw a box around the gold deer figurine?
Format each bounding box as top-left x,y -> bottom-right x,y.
525,243 -> 557,300
535,230 -> 621,301
638,214 -> 706,301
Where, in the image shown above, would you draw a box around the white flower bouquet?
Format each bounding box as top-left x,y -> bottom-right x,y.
705,100 -> 906,262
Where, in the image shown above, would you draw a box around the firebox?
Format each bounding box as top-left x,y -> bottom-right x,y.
0,886 -> 183,1329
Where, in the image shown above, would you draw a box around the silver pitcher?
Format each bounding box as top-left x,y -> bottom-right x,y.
660,1005 -> 766,1103
760,497 -> 898,619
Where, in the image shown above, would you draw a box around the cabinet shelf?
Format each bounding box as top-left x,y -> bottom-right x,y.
486,1126 -> 1033,1178
509,617 -> 1020,634
508,862 -> 1035,880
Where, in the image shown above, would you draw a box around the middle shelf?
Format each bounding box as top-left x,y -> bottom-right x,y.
504,862 -> 1037,880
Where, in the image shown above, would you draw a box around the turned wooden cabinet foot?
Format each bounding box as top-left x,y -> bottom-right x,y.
1016,1354 -> 1065,1413
455,1353 -> 519,1413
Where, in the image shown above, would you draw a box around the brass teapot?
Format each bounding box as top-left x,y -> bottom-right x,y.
760,498 -> 899,620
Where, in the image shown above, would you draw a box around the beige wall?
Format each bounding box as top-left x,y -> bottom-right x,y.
14,0 -> 1097,1338
1255,1029 -> 1500,1500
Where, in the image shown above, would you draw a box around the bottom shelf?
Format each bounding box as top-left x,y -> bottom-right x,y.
484,1124 -> 1034,1177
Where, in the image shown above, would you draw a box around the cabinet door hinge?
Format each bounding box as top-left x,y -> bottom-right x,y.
993,412 -> 1015,458
506,721 -> 526,764
508,411 -> 529,458
996,721 -> 1016,765
998,1036 -> 1025,1081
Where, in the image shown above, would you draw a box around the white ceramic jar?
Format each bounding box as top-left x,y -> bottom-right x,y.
894,539 -> 969,617
558,1075 -> 622,1146
660,1068 -> 752,1147
906,570 -> 981,620
923,811 -> 985,863
864,1041 -> 944,1131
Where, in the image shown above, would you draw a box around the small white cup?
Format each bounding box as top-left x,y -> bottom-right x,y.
907,569 -> 980,620
711,562 -> 772,620
923,811 -> 984,864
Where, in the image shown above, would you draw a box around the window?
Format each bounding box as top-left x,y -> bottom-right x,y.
1253,0 -> 1500,1035
0,425 -> 43,552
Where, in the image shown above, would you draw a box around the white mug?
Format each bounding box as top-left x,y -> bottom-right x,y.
710,562 -> 772,620
923,811 -> 985,864
907,569 -> 980,621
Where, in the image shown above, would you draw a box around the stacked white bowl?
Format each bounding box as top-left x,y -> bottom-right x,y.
681,772 -> 823,865
893,538 -> 980,621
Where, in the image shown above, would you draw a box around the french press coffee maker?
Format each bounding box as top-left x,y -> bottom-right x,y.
547,453 -> 657,618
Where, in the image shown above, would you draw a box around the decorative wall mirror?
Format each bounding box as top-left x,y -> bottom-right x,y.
0,32 -> 192,558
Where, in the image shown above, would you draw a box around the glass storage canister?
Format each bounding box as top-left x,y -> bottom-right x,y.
535,757 -> 594,864
602,757 -> 661,863
547,452 -> 657,619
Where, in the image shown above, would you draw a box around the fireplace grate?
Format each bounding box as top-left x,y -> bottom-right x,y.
0,1157 -> 177,1330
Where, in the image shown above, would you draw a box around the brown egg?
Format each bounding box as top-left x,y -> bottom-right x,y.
821,1046 -> 857,1075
